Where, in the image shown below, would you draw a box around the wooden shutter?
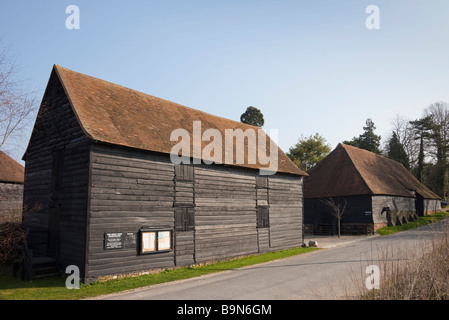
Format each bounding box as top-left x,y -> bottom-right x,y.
185,165 -> 194,181
262,207 -> 269,227
256,207 -> 262,228
175,207 -> 195,231
257,206 -> 269,228
256,176 -> 268,189
174,164 -> 194,182
187,207 -> 195,231
175,207 -> 185,231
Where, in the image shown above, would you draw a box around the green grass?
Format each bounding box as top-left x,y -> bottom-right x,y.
0,246 -> 318,300
376,211 -> 449,236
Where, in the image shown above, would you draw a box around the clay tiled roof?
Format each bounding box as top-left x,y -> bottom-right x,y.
0,151 -> 24,184
304,143 -> 440,199
52,65 -> 305,176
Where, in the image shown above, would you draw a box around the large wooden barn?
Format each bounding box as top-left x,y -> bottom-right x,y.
0,151 -> 24,222
22,65 -> 306,282
304,143 -> 441,235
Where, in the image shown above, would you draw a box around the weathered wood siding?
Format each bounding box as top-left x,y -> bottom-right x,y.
257,228 -> 270,252
86,147 -> 305,280
22,72 -> 89,273
57,144 -> 307,281
86,144 -> 175,281
174,230 -> 195,266
57,140 -> 90,267
194,165 -> 258,262
268,175 -> 303,249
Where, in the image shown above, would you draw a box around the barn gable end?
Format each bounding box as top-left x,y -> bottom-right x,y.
22,68 -> 90,275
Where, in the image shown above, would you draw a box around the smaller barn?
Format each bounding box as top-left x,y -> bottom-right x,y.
0,151 -> 24,222
304,143 -> 441,235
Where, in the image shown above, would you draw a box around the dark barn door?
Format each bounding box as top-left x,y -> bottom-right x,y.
47,149 -> 63,258
174,206 -> 196,266
415,193 -> 424,217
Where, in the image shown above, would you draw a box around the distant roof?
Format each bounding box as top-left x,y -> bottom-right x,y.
46,65 -> 305,176
304,143 -> 440,199
0,151 -> 24,184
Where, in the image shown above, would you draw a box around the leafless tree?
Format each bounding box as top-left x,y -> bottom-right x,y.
321,197 -> 347,237
424,102 -> 449,161
424,102 -> 449,200
390,114 -> 420,169
0,43 -> 37,151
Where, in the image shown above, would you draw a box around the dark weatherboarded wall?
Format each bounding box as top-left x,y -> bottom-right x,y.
85,143 -> 303,282
304,195 -> 373,234
86,144 -> 175,279
193,165 -> 258,263
22,71 -> 90,274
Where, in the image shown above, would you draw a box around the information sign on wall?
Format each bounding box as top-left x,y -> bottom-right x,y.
104,232 -> 124,250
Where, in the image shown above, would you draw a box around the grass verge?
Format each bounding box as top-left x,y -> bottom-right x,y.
376,211 -> 449,236
0,246 -> 318,300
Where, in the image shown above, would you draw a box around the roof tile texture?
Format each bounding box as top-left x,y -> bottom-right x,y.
54,65 -> 305,176
0,151 -> 24,183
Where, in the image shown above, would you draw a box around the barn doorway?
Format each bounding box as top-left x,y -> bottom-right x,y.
415,192 -> 424,217
47,149 -> 64,258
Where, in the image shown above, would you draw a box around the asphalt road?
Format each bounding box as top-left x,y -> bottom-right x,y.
97,220 -> 448,300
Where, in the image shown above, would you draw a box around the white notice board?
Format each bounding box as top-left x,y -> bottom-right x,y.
141,231 -> 156,253
158,231 -> 171,250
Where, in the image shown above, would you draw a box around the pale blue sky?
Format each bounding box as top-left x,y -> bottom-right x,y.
1,1 -> 449,164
